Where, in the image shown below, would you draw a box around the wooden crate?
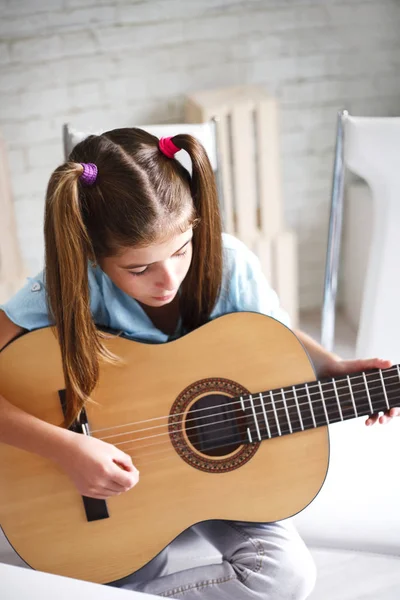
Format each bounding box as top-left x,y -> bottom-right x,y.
185,86 -> 298,327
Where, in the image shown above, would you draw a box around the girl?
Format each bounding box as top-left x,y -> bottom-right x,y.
0,128 -> 398,600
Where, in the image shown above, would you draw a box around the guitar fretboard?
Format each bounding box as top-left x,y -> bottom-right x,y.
237,365 -> 400,443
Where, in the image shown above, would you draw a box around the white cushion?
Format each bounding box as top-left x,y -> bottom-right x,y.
0,563 -> 159,600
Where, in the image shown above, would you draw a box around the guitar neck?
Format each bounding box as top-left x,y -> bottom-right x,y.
240,365 -> 400,442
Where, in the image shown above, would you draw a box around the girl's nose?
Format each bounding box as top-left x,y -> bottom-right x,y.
156,264 -> 178,291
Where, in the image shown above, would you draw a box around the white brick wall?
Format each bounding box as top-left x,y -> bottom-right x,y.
1,0 -> 399,309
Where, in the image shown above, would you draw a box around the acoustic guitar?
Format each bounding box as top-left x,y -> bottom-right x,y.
0,312 -> 397,584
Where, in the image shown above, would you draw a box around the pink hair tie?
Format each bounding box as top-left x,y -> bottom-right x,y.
79,163 -> 98,186
159,137 -> 180,159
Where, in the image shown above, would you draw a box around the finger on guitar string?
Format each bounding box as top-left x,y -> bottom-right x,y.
387,407 -> 400,418
366,413 -> 381,426
378,413 -> 392,424
110,461 -> 140,489
366,409 -> 398,425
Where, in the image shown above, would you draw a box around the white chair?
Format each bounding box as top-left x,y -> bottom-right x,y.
293,111 -> 400,557
322,110 -> 400,363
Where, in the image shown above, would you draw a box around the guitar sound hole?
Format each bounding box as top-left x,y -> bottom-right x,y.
185,394 -> 245,457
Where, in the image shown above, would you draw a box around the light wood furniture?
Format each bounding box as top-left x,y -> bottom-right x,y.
185,86 -> 298,327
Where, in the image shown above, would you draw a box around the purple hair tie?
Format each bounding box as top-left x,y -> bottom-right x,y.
79,163 -> 98,186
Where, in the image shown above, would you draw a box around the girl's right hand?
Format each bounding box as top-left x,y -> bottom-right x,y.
55,432 -> 139,499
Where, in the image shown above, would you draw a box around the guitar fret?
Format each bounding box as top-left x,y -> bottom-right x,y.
259,393 -> 271,439
270,391 -> 281,436
318,381 -> 329,424
240,396 -> 250,444
379,369 -> 390,410
249,395 -> 262,441
362,372 -> 374,414
292,386 -> 304,431
347,375 -> 358,417
305,383 -> 317,428
332,378 -> 344,421
281,389 -> 292,434
380,368 -> 400,412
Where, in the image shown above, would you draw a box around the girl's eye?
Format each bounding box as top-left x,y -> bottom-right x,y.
175,250 -> 187,258
129,249 -> 187,277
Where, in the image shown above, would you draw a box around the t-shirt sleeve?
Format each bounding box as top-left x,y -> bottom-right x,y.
0,268 -> 108,331
0,272 -> 51,331
226,237 -> 291,329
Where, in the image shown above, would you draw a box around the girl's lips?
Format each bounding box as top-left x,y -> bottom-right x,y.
152,291 -> 176,301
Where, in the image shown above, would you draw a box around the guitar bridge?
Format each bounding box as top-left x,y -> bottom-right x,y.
58,389 -> 109,523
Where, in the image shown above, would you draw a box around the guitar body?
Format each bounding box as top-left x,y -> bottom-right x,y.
0,312 -> 329,584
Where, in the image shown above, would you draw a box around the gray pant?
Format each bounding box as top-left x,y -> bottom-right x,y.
112,520 -> 316,599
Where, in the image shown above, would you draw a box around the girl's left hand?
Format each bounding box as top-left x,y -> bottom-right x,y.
321,357 -> 400,426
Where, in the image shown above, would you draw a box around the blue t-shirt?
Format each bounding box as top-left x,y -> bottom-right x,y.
0,234 -> 290,342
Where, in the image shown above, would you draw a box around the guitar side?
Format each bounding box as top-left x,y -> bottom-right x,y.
0,312 -> 329,583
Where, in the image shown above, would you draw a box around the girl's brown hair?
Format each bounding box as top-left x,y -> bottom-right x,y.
44,128 -> 222,425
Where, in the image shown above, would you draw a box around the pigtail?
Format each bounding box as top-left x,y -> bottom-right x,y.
172,135 -> 223,330
44,163 -> 116,426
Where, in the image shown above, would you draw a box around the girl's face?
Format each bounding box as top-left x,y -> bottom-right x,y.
100,228 -> 193,307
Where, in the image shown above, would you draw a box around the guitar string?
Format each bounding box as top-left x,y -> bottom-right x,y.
119,391 -> 395,455
97,377 -> 400,447
93,381 -> 400,459
91,366 -> 399,435
126,401 -> 397,468
95,374 -> 400,446
106,383 -> 396,451
117,399 -> 374,458
92,366 -> 399,437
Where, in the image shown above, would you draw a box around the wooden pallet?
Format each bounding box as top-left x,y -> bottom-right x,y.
185,85 -> 298,327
